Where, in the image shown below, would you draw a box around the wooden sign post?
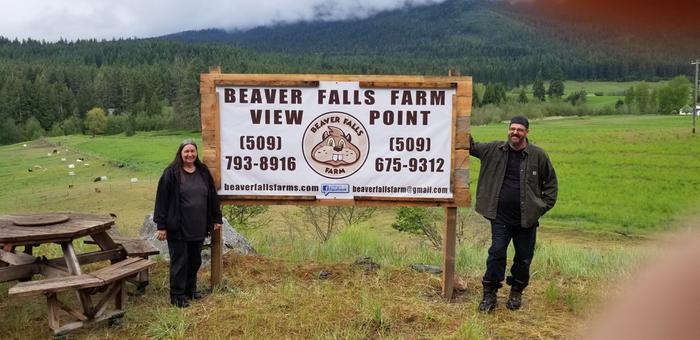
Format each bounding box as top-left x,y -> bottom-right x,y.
200,69 -> 471,299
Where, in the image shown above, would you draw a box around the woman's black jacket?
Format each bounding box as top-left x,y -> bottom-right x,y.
153,164 -> 223,240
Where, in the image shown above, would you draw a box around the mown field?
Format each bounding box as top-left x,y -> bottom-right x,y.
0,115 -> 699,339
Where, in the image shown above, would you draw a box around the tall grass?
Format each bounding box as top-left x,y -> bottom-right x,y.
250,220 -> 647,284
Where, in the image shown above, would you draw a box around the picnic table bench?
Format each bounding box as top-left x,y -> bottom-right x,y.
84,230 -> 160,292
0,213 -> 157,338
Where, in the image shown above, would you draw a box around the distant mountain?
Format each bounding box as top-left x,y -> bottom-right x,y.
160,0 -> 694,84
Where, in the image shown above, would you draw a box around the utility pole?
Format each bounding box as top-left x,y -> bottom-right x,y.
692,59 -> 699,134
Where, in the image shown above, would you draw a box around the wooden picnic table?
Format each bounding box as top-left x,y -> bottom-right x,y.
0,212 -> 155,337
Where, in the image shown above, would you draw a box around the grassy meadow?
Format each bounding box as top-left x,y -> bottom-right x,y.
508,80 -> 670,111
1,115 -> 699,339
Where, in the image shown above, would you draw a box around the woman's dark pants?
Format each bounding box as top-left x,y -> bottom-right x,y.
482,222 -> 537,292
167,239 -> 204,298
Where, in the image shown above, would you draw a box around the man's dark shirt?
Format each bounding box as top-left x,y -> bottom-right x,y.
494,148 -> 523,226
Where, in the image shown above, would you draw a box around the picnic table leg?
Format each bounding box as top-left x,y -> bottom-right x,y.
47,293 -> 61,332
60,241 -> 94,317
116,280 -> 125,310
90,231 -> 119,251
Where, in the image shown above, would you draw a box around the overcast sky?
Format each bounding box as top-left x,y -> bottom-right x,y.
0,0 -> 449,41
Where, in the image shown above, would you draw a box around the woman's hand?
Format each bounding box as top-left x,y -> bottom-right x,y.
214,223 -> 222,231
155,229 -> 167,241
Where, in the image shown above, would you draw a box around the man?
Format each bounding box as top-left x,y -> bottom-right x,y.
470,116 -> 557,312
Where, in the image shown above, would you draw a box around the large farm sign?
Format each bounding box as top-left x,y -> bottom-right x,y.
200,71 -> 471,207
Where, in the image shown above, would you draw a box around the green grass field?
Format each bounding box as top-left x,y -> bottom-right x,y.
563,80 -> 667,96
507,80 -> 667,110
5,115 -> 697,235
472,115 -> 700,233
1,115 -> 699,339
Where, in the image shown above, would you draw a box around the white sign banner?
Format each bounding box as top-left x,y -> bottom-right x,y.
217,81 -> 455,199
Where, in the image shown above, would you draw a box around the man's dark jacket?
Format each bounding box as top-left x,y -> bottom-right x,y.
154,164 -> 223,240
470,136 -> 557,228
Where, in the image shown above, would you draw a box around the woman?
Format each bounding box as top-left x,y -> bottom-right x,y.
154,139 -> 222,308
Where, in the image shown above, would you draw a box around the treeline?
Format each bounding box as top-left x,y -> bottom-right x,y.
0,38 -> 288,144
167,0 -> 694,86
1,0 -> 697,145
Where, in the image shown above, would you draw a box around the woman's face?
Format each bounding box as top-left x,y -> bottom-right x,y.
181,144 -> 197,166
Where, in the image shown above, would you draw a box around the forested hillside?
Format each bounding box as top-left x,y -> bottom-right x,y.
0,0 -> 694,145
164,0 -> 693,84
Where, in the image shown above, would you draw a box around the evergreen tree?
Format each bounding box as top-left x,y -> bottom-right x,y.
532,72 -> 546,101
0,117 -> 22,144
472,86 -> 482,108
481,83 -> 497,105
518,87 -> 529,103
547,66 -> 565,99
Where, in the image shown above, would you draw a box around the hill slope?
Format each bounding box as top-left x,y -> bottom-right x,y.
161,0 -> 692,84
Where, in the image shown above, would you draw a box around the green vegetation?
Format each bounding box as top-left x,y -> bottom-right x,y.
1,0 -> 697,146
472,115 -> 700,233
0,116 -> 698,339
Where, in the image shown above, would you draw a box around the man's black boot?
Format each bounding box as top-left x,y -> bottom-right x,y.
170,295 -> 190,308
505,288 -> 522,310
478,287 -> 498,313
186,291 -> 205,300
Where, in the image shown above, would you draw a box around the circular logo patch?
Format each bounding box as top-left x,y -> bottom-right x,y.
302,111 -> 369,179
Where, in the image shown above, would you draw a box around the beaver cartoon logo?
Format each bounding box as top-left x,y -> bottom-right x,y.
303,111 -> 369,179
311,126 -> 361,166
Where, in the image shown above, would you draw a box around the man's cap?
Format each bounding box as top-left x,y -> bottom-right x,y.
510,116 -> 529,129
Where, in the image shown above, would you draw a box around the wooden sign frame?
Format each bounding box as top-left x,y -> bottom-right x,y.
200,69 -> 471,208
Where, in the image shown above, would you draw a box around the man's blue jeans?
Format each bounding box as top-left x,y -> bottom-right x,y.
482,222 -> 537,291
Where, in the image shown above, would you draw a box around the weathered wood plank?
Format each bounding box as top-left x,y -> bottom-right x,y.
0,213 -> 114,245
0,263 -> 37,282
90,231 -> 119,251
214,80 -> 319,87
359,81 -> 457,89
9,275 -> 103,297
46,247 -> 125,268
90,258 -> 154,283
93,281 -> 122,318
39,262 -> 71,278
0,249 -> 36,265
85,237 -> 158,257
456,117 -> 470,150
47,293 -> 60,331
203,73 -> 471,84
56,298 -> 88,321
442,207 -> 457,300
52,310 -> 124,336
120,240 -> 159,257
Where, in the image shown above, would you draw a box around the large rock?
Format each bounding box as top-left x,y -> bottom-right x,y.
139,213 -> 256,265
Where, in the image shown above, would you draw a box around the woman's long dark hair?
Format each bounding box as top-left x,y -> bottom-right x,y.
169,139 -> 207,172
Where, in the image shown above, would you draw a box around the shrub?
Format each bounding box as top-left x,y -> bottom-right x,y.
23,117 -> 45,141
105,114 -> 129,135
61,115 -> 83,135
48,122 -> 64,137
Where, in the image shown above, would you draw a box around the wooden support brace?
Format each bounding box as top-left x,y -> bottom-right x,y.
211,226 -> 223,286
93,281 -> 122,318
46,293 -> 61,331
55,297 -> 88,321
442,207 -> 457,300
